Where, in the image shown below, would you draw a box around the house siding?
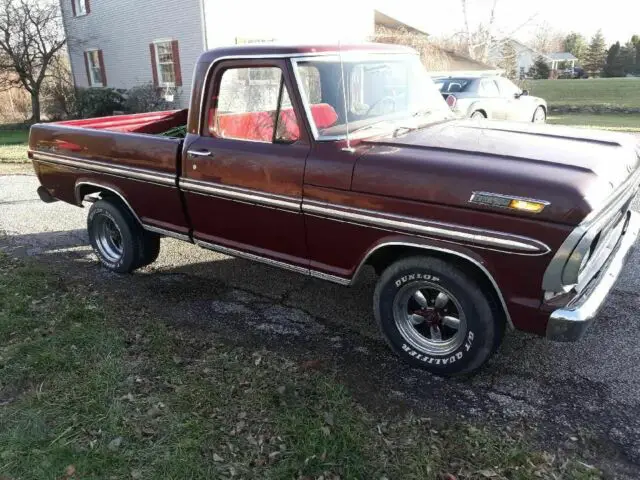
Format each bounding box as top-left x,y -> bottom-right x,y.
60,0 -> 204,108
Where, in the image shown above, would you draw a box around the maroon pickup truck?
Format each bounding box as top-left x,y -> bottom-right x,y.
29,43 -> 640,376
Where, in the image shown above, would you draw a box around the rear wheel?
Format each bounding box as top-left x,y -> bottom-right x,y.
470,110 -> 486,120
532,106 -> 546,123
373,256 -> 504,376
137,232 -> 161,268
87,199 -> 145,273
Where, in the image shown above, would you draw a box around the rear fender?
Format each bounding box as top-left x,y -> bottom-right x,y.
74,180 -> 142,225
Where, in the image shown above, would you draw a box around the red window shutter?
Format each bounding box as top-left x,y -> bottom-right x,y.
71,0 -> 77,16
149,43 -> 159,87
97,50 -> 107,86
85,0 -> 90,14
83,51 -> 92,86
171,40 -> 182,87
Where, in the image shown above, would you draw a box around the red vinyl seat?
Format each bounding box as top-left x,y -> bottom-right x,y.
210,103 -> 338,142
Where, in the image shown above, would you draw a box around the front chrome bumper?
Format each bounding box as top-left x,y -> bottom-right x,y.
546,210 -> 639,342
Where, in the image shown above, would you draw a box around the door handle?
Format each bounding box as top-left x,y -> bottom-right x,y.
187,150 -> 213,158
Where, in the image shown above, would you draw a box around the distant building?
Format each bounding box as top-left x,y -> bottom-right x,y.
489,39 -> 578,78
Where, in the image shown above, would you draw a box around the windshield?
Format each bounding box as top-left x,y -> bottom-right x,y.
292,54 -> 453,139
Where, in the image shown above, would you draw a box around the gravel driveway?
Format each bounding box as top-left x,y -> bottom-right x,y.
2,173 -> 640,474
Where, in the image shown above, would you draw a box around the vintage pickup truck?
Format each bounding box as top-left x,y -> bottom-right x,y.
29,43 -> 640,376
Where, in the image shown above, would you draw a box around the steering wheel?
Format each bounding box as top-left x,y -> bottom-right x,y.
365,96 -> 396,116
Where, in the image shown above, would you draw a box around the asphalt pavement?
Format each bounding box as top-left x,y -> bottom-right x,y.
2,173 -> 640,474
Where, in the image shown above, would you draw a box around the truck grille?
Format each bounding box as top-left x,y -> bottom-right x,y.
575,193 -> 634,294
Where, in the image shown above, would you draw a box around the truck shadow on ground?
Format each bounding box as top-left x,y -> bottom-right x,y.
2,231 -> 640,472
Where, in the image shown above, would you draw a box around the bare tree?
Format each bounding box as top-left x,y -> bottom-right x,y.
0,0 -> 66,122
530,21 -> 564,54
454,0 -> 538,64
460,0 -> 498,62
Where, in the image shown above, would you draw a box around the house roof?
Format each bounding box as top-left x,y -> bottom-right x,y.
438,49 -> 500,73
546,52 -> 578,61
374,10 -> 429,37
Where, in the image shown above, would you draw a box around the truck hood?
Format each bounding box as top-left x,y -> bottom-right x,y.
354,120 -> 640,225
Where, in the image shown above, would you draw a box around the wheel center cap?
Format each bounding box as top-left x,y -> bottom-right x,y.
414,308 -> 441,325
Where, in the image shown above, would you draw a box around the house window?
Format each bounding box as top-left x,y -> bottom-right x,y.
72,0 -> 89,16
84,50 -> 105,87
153,41 -> 176,86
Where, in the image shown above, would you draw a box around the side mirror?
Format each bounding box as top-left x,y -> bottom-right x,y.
517,89 -> 529,98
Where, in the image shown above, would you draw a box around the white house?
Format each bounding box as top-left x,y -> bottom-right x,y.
489,39 -> 578,78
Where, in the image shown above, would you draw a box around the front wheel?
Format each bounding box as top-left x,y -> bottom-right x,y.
470,111 -> 486,121
373,256 -> 504,376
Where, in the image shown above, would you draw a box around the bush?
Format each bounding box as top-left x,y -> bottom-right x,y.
75,88 -> 125,118
43,78 -> 77,121
530,56 -> 551,80
124,83 -> 171,113
41,55 -> 77,121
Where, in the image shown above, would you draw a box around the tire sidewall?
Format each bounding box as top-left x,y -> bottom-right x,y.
375,259 -> 495,375
87,201 -> 139,273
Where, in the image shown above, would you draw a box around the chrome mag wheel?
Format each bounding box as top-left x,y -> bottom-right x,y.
94,214 -> 124,263
392,282 -> 467,356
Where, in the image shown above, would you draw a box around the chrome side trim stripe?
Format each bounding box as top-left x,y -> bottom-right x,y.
194,239 -> 351,285
303,200 -> 550,255
195,239 -> 310,275
143,224 -> 191,242
179,178 -> 301,212
310,270 -> 351,286
32,152 -> 176,186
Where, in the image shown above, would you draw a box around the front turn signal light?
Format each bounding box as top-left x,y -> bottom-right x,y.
508,199 -> 546,213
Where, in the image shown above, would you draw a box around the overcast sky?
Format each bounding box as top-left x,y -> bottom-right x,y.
380,0 -> 640,45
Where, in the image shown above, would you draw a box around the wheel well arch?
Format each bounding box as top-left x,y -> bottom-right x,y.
359,242 -> 512,329
470,108 -> 487,118
74,182 -> 143,225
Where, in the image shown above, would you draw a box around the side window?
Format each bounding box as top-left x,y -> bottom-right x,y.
479,79 -> 499,97
210,67 -> 300,143
497,78 -> 520,97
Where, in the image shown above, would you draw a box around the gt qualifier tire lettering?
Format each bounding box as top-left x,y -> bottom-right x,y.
401,330 -> 474,365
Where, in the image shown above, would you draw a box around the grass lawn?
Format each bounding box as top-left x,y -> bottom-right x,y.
548,113 -> 640,132
0,253 -> 601,480
527,78 -> 640,109
0,126 -> 29,164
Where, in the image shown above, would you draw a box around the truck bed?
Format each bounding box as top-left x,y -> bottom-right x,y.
55,109 -> 188,135
28,110 -> 191,237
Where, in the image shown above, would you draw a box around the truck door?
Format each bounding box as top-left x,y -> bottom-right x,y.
181,59 -> 311,268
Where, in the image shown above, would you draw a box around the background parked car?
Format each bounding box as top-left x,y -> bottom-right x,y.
433,75 -> 547,123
